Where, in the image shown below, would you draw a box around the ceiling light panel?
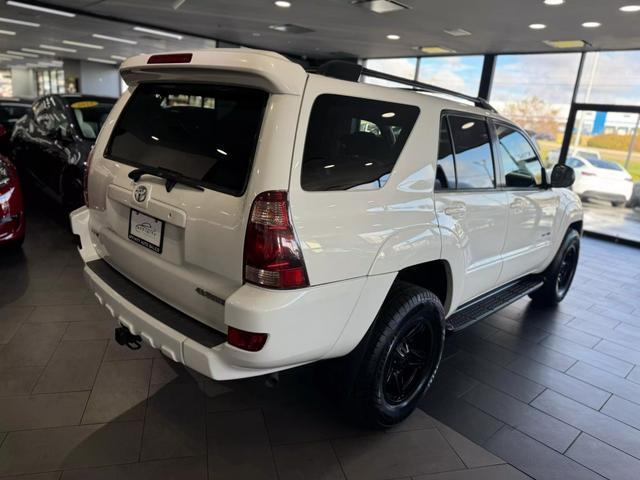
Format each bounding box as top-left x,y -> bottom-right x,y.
420,46 -> 456,54
110,55 -> 127,61
353,0 -> 410,14
40,44 -> 77,52
268,24 -> 314,33
8,50 -> 36,57
620,5 -> 640,12
0,17 -> 39,27
22,48 -> 55,55
581,21 -> 601,28
92,33 -> 137,45
133,26 -> 183,40
0,30 -> 16,35
529,23 -> 546,29
543,39 -> 588,48
63,40 -> 104,49
87,57 -> 117,64
6,1 -> 75,17
444,28 -> 471,37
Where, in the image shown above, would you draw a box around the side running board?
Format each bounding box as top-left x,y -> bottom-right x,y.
446,276 -> 544,332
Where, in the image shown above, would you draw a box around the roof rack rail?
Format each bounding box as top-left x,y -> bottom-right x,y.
315,60 -> 497,112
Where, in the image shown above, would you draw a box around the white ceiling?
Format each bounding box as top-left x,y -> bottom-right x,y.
0,0 -> 640,66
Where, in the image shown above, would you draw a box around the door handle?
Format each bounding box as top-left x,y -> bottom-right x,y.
510,198 -> 526,209
444,203 -> 467,218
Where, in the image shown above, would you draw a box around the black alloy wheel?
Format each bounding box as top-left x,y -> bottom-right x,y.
383,320 -> 437,406
556,243 -> 578,298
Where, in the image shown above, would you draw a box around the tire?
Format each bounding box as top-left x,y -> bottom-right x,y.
612,201 -> 625,208
345,282 -> 445,428
529,229 -> 580,307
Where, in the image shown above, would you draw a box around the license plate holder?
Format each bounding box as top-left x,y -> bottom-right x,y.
128,209 -> 165,254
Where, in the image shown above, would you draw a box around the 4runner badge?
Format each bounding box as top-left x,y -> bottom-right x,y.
134,185 -> 148,203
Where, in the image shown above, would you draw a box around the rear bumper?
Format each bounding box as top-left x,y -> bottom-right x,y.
70,206 -> 390,380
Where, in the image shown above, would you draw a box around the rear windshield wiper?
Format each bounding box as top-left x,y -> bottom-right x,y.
128,166 -> 205,193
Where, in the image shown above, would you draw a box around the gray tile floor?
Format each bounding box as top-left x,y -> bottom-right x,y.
1,192 -> 639,479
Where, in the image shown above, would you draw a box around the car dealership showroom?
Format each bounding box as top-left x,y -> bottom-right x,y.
1,0 -> 640,479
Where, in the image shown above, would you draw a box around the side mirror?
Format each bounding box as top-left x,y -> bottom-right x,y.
550,164 -> 575,188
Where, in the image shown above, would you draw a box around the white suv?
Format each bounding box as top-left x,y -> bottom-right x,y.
70,49 -> 582,427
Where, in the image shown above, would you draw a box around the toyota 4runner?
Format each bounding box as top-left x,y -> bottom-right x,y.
70,49 -> 582,427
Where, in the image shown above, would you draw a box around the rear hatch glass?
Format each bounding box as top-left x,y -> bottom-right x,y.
106,83 -> 268,196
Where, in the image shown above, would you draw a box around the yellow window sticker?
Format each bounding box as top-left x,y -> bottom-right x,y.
70,100 -> 98,109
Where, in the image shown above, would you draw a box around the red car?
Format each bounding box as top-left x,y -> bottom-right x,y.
0,155 -> 25,247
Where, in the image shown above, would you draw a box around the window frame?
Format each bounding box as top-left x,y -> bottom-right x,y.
490,119 -> 546,191
437,110 -> 499,193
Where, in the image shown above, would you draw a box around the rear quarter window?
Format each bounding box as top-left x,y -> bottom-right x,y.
301,94 -> 420,191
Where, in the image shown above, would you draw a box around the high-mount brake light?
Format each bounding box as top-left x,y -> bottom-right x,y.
244,191 -> 309,289
147,53 -> 192,64
83,147 -> 94,206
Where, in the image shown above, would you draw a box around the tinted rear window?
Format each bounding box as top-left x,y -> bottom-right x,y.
301,94 -> 419,191
106,83 -> 268,196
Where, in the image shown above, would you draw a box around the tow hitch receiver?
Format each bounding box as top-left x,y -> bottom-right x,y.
115,325 -> 142,350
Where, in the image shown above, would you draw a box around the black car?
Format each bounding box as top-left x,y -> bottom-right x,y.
0,98 -> 32,155
11,94 -> 116,209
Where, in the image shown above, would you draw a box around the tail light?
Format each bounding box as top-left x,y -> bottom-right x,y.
83,147 -> 94,206
244,191 -> 309,289
227,326 -> 268,352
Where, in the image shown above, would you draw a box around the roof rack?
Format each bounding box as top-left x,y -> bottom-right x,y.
315,60 -> 497,112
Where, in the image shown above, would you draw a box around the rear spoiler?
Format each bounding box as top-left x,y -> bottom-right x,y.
119,48 -> 307,95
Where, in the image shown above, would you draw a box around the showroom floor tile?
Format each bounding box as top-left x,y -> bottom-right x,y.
1,191 -> 640,479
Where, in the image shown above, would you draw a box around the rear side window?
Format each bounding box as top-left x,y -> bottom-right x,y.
435,118 -> 456,190
106,83 -> 268,196
449,116 -> 495,189
301,94 -> 419,191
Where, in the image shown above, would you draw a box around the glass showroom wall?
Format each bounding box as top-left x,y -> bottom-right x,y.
490,53 -> 582,166
363,57 -> 417,87
417,55 -> 483,97
363,55 -> 483,95
571,51 -> 640,183
362,50 -> 640,242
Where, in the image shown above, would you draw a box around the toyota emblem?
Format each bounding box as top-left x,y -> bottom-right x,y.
134,185 -> 148,203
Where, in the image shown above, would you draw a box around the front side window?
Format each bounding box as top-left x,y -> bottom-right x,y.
449,116 -> 495,189
107,83 -> 268,196
495,124 -> 543,188
301,94 -> 419,191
